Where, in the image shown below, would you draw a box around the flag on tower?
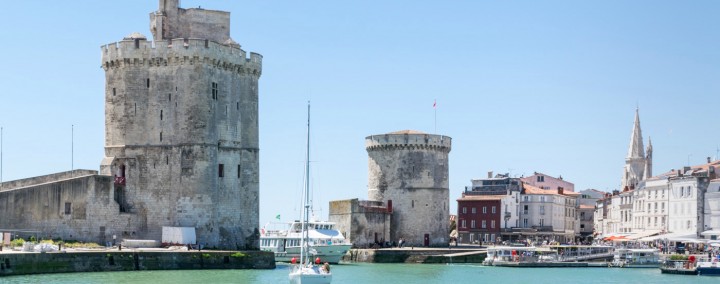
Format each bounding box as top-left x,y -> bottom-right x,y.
433,99 -> 437,109
275,214 -> 281,220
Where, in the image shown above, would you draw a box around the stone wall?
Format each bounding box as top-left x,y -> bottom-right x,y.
328,199 -> 391,248
0,251 -> 274,276
0,173 -> 141,243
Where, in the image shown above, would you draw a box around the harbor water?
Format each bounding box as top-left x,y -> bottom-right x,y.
2,263 -> 718,283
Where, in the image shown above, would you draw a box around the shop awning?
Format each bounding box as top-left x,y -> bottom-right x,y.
625,230 -> 662,240
639,232 -> 699,242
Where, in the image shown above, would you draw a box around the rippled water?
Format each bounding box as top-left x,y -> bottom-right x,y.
2,263 -> 717,283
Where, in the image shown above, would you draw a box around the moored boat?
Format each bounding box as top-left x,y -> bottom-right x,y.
261,220 -> 352,264
609,248 -> 660,268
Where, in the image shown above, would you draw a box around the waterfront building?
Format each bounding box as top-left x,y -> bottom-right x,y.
456,195 -> 503,244
631,177 -> 668,234
703,179 -> 720,240
0,1 -> 262,249
458,173 -> 521,242
576,189 -> 604,240
520,172 -> 575,192
519,184 -> 578,242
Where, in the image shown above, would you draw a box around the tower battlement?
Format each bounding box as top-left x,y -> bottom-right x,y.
101,38 -> 261,76
365,132 -> 451,152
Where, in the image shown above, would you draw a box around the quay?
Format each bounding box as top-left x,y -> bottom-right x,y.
345,247 -> 487,264
0,248 -> 275,277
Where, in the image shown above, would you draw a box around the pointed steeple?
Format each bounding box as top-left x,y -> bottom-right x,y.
627,108 -> 645,159
644,136 -> 653,179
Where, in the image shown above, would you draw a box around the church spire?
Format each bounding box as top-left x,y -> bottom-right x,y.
627,108 -> 645,159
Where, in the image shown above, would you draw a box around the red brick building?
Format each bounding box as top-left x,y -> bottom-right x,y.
456,195 -> 503,244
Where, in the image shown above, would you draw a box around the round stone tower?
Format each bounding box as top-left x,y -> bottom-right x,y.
366,130 -> 451,246
99,1 -> 261,249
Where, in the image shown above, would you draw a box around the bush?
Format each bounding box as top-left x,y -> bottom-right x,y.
230,252 -> 247,258
10,238 -> 25,248
669,254 -> 688,261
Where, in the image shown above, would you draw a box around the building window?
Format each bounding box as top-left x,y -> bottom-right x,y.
113,88 -> 116,96
492,206 -> 496,214
471,220 -> 476,229
212,82 -> 218,100
237,165 -> 241,178
64,202 -> 71,215
471,207 -> 476,214
491,220 -> 495,228
523,205 -> 529,215
160,132 -> 163,142
160,110 -> 163,120
539,219 -> 544,226
218,164 -> 224,178
461,220 -> 466,228
537,175 -> 544,182
462,207 -> 467,214
482,220 -> 486,228
147,78 -> 150,88
237,102 -> 240,110
523,219 -> 528,228
483,206 -> 487,214
540,205 -> 545,215
523,196 -> 530,202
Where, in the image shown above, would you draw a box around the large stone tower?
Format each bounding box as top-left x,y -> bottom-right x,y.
366,130 -> 451,246
100,1 -> 262,249
622,109 -> 651,189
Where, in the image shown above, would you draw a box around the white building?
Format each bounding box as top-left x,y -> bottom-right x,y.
520,184 -> 578,242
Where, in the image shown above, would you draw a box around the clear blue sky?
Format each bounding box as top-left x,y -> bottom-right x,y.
0,1 -> 719,227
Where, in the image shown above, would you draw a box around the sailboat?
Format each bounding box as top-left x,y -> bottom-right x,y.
289,102 -> 332,284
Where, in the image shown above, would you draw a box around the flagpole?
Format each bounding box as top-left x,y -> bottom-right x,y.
434,99 -> 437,134
71,125 -> 74,173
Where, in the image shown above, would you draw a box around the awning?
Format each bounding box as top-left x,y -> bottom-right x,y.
625,230 -> 662,240
639,232 -> 698,242
700,230 -> 720,236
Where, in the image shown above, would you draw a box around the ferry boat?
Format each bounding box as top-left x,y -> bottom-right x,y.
483,246 -> 551,265
609,248 -> 661,268
261,220 -> 352,264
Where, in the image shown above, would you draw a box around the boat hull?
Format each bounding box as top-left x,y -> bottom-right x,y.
289,266 -> 332,284
697,262 -> 720,276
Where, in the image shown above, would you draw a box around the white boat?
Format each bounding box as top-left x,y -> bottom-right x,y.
609,248 -> 661,268
261,220 -> 352,264
289,102 -> 332,284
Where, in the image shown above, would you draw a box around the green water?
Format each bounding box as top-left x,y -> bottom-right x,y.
1,263 -> 717,283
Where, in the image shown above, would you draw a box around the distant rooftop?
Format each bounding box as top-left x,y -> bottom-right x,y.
388,130 -> 427,135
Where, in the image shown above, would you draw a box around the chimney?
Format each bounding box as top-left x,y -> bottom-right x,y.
488,171 -> 493,179
677,170 -> 682,177
710,166 -> 716,180
558,187 -> 564,195
708,157 -> 712,164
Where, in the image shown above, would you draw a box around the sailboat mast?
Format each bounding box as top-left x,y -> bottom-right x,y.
301,101 -> 312,264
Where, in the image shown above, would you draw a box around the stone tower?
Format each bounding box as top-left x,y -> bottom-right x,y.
100,2 -> 262,249
622,109 -> 651,189
366,130 -> 451,246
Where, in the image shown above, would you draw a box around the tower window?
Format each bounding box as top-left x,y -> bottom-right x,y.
212,82 -> 218,100
218,164 -> 225,178
166,156 -> 169,165
160,132 -> 163,142
237,102 -> 239,110
65,202 -> 72,215
113,88 -> 116,96
160,110 -> 163,120
169,94 -> 171,101
147,78 -> 150,88
238,165 -> 241,178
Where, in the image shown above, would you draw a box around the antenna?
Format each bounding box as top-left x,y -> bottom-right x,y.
716,145 -> 719,162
